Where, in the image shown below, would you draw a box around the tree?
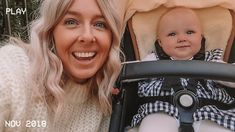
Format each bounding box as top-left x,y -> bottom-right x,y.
0,0 -> 40,43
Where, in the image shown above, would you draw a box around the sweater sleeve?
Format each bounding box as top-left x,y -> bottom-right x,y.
98,116 -> 110,132
0,44 -> 30,131
0,66 -> 11,131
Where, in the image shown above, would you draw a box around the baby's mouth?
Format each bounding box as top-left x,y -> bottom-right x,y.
72,51 -> 96,60
176,45 -> 190,48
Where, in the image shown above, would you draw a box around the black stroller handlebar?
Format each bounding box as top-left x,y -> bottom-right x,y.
120,60 -> 235,83
109,60 -> 235,132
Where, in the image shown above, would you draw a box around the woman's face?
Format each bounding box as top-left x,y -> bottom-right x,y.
53,0 -> 112,83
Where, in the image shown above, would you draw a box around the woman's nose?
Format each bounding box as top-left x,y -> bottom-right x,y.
77,25 -> 96,43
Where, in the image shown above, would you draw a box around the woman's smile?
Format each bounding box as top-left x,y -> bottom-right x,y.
72,51 -> 96,60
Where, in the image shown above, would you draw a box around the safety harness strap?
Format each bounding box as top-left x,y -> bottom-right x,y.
138,96 -> 235,110
179,123 -> 194,132
138,78 -> 234,132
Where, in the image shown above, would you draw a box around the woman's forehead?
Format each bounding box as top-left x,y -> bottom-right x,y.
67,0 -> 102,16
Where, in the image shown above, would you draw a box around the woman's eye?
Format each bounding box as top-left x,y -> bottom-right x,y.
168,32 -> 176,36
64,19 -> 78,28
187,30 -> 195,34
94,22 -> 107,29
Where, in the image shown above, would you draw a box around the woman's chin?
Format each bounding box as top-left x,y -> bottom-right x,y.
72,72 -> 96,84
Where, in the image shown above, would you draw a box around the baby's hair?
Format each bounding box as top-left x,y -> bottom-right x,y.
156,6 -> 203,38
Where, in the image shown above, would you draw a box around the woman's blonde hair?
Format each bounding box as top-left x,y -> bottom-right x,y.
23,0 -> 122,119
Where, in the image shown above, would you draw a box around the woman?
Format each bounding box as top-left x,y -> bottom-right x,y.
0,0 -> 122,131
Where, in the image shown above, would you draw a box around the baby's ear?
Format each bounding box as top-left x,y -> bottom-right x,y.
157,39 -> 162,47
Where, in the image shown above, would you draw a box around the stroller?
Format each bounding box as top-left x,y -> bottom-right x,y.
109,1 -> 235,132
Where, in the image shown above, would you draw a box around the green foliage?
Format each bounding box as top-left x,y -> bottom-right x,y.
0,0 -> 40,42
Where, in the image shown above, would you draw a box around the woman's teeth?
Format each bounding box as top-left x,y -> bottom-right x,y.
73,52 -> 96,60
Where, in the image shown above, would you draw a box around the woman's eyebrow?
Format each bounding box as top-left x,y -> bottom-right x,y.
66,10 -> 81,16
66,10 -> 105,19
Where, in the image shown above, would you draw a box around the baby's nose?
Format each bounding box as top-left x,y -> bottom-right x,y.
177,34 -> 187,43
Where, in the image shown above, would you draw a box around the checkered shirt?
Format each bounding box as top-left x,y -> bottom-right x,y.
131,49 -> 235,131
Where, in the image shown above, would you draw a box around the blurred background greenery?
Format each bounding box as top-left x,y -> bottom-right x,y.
0,0 -> 40,43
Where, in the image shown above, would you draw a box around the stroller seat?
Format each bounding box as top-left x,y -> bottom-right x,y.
109,1 -> 235,132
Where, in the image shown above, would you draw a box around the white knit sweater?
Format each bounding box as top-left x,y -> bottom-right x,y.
0,45 -> 110,132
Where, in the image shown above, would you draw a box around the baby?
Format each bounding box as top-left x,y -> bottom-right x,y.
129,7 -> 235,132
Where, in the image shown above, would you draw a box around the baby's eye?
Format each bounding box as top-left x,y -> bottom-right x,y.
186,30 -> 195,34
94,21 -> 107,29
168,32 -> 176,36
64,19 -> 78,28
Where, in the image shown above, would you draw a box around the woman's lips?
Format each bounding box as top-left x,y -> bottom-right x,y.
72,51 -> 96,60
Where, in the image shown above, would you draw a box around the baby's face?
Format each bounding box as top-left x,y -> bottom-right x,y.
157,8 -> 202,60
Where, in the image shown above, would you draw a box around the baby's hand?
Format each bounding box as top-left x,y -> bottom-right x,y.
112,88 -> 120,95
